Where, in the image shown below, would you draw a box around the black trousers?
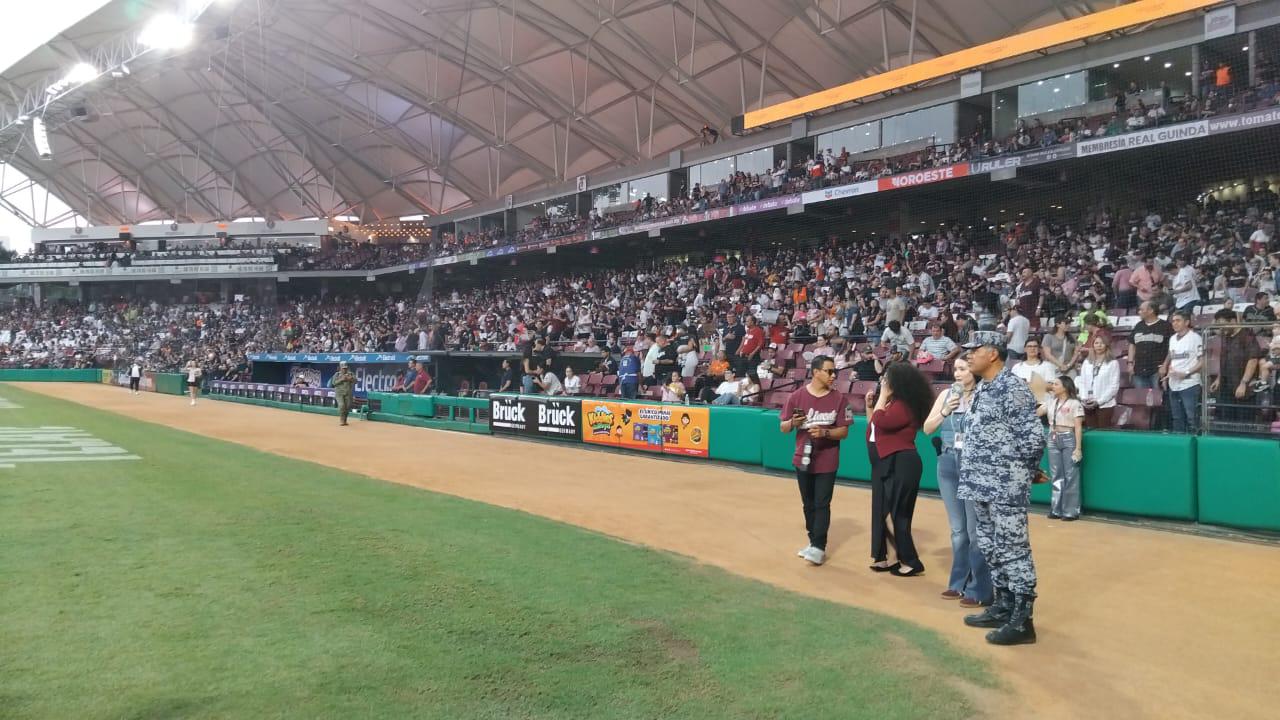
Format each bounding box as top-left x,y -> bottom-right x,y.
129,377 -> 140,391
796,470 -> 837,550
868,443 -> 923,568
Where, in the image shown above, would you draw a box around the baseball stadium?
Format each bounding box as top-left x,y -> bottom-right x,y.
1,1 -> 1278,718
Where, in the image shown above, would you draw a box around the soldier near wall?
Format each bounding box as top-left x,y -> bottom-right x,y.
956,332 -> 1046,646
331,361 -> 356,427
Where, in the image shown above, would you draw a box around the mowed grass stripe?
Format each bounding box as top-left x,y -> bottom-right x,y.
0,384 -> 990,720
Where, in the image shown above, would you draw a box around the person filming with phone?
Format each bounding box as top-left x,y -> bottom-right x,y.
780,357 -> 850,566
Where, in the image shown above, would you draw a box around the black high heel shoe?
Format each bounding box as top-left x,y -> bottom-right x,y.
869,562 -> 899,573
890,563 -> 925,577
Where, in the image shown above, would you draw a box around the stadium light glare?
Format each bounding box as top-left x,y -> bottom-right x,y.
140,14 -> 194,50
1113,63 -> 1121,68
1164,62 -> 1173,69
65,62 -> 99,84
1143,55 -> 1151,61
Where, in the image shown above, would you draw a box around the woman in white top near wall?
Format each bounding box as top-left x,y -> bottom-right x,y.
1011,338 -> 1059,402
1037,376 -> 1085,521
1077,336 -> 1120,429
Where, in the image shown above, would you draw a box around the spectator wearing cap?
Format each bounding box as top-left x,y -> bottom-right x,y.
1161,310 -> 1204,433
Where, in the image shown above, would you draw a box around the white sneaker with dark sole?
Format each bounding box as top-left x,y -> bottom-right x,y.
801,547 -> 826,566
797,545 -> 814,558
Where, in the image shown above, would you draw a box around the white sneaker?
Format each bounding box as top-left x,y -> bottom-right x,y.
797,544 -> 815,558
801,547 -> 826,566
190,400 -> 196,406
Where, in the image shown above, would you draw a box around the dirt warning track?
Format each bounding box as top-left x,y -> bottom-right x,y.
16,382 -> 1279,720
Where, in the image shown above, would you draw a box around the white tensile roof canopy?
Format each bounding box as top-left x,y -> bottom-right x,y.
0,0 -> 1137,228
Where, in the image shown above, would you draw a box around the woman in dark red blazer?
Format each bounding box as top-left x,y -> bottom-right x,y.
865,362 -> 935,577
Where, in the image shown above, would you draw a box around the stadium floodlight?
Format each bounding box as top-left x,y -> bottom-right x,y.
32,117 -> 52,159
140,14 -> 195,50
65,62 -> 100,85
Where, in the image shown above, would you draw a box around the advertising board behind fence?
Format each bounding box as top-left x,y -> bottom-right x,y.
581,400 -> 709,458
489,395 -> 582,440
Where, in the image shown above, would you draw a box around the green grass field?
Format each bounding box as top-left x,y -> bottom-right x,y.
0,384 -> 990,719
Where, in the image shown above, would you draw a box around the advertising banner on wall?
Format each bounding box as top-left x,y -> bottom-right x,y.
581,400 -> 710,458
489,395 -> 583,440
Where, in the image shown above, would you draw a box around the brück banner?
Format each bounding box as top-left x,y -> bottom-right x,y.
489,395 -> 582,440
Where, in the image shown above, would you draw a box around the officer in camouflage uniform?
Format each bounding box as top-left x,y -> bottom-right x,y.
957,331 -> 1045,645
331,361 -> 357,427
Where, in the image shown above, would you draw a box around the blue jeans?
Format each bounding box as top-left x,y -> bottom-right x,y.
521,375 -> 535,393
1131,373 -> 1160,389
713,393 -> 741,405
936,450 -> 992,602
1047,431 -> 1081,518
620,382 -> 638,399
1170,385 -> 1200,433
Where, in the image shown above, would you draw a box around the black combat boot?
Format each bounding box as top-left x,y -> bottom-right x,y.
986,595 -> 1037,645
964,587 -> 1012,628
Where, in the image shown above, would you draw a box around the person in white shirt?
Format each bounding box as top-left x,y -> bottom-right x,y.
184,361 -> 202,406
712,369 -> 743,405
917,324 -> 959,361
1170,254 -> 1201,310
1161,309 -> 1204,433
1005,307 -> 1031,360
1077,336 -> 1119,429
1011,338 -> 1058,402
128,359 -> 143,394
536,369 -> 564,396
562,367 -> 581,395
879,320 -> 913,355
678,345 -> 699,378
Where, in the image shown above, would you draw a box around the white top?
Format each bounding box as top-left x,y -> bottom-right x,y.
1012,360 -> 1058,384
1078,358 -> 1120,408
642,344 -> 661,377
1173,265 -> 1200,307
1045,396 -> 1085,429
1167,330 -> 1203,391
1007,314 -> 1031,353
130,364 -> 142,378
186,367 -> 200,382
541,372 -> 564,396
563,375 -> 581,395
714,380 -> 741,397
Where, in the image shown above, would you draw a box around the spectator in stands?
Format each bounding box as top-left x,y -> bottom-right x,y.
721,312 -> 744,365
1162,310 -> 1204,433
661,371 -> 686,403
923,356 -> 991,607
1011,338 -> 1057,401
1171,253 -> 1202,312
1041,316 -> 1077,375
918,323 -> 959,362
852,343 -> 885,381
563,366 -> 581,395
1131,257 -> 1163,305
410,359 -> 433,394
535,364 -> 563,396
712,369 -> 743,406
1005,306 -> 1031,361
1244,292 -> 1277,324
880,320 -> 913,356
757,346 -> 786,381
618,347 -> 640,399
597,349 -> 617,376
866,362 -> 932,577
1210,308 -> 1263,424
678,344 -> 699,379
396,359 -> 418,393
522,337 -> 546,393
1078,336 -> 1120,429
739,316 -> 766,375
1038,376 -> 1084,521
1128,301 -> 1173,390
498,358 -> 516,393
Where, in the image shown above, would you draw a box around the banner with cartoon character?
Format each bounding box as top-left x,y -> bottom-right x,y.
581,400 -> 709,458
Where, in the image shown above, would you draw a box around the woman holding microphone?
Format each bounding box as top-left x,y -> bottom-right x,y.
866,363 -> 933,577
923,357 -> 992,607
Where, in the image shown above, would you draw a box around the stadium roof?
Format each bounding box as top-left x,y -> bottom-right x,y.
0,0 -> 1202,227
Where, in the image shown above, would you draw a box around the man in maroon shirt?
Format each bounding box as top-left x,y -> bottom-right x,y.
780,356 -> 850,565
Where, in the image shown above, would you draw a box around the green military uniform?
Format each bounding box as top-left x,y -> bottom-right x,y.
331,365 -> 356,426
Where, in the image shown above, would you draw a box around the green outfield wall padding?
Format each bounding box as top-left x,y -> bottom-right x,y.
760,411 -> 797,471
368,411 -> 491,434
153,373 -> 187,396
709,406 -> 765,464
1195,436 -> 1280,531
0,369 -> 103,383
368,392 -> 404,415
1078,431 -> 1197,520
407,395 -> 437,418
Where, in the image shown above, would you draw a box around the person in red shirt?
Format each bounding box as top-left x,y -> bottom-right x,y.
738,315 -> 766,374
410,359 -> 433,394
780,356 -> 851,566
864,362 -> 933,577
